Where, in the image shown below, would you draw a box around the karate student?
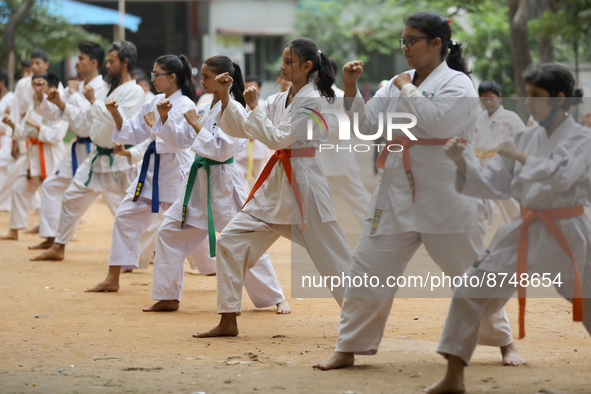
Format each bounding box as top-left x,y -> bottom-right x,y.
423,63 -> 590,394
314,11 -> 522,370
84,54 -> 196,292
474,80 -> 526,223
31,41 -> 145,262
316,59 -> 371,224
0,73 -> 67,240
29,42 -> 109,250
0,51 -> 54,213
143,55 -> 289,314
193,38 -> 352,338
235,75 -> 269,184
0,69 -> 16,211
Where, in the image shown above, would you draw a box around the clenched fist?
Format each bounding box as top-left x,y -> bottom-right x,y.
244,86 -> 259,110
144,111 -> 157,128
83,84 -> 95,104
215,72 -> 234,93
342,61 -> 364,85
68,80 -> 80,95
184,108 -> 202,133
105,97 -> 119,113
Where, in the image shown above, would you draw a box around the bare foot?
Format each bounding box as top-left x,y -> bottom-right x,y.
120,269 -> 133,273
193,313 -> 238,338
31,243 -> 65,261
142,300 -> 179,312
276,300 -> 291,314
0,229 -> 18,240
421,378 -> 466,394
500,342 -> 525,366
84,280 -> 120,292
312,352 -> 354,370
421,355 -> 465,394
24,224 -> 39,234
28,237 -> 55,250
206,272 -> 217,276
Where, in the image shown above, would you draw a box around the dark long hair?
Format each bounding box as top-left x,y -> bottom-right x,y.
404,11 -> 470,76
155,54 -> 197,103
523,63 -> 584,110
286,38 -> 335,102
204,55 -> 246,108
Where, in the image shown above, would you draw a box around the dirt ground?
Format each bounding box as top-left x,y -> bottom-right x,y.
1,188 -> 590,394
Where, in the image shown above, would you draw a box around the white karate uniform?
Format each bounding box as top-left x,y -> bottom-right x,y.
108,89 -> 194,269
335,61 -> 514,355
35,75 -> 109,238
0,91 -> 15,211
236,98 -> 270,183
149,99 -> 285,307
54,79 -> 145,245
474,106 -> 526,223
437,115 -> 591,365
214,83 -> 352,314
9,108 -> 68,230
316,86 -> 371,224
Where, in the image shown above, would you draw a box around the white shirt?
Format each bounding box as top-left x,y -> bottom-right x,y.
316,85 -> 361,176
113,89 -> 194,204
458,115 -> 591,277
216,83 -> 337,225
12,106 -> 68,177
0,91 -> 15,168
350,61 -> 483,235
473,105 -> 526,152
36,75 -> 109,179
152,99 -> 248,231
79,79 -> 144,174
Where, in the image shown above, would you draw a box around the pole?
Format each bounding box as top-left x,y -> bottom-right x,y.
118,0 -> 125,41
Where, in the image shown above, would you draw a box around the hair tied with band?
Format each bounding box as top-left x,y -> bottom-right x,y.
447,18 -> 451,24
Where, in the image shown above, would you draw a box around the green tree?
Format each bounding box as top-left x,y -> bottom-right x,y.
0,0 -> 108,78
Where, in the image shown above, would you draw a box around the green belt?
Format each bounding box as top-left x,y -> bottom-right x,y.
84,145 -> 133,187
182,155 -> 234,257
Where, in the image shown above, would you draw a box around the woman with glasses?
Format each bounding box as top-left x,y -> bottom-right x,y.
85,54 -> 200,293
142,55 -> 289,314
314,11 -> 523,370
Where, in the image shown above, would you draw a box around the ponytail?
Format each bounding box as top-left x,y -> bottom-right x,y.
229,62 -> 246,108
446,42 -> 470,76
316,51 -> 335,102
155,54 -> 198,102
204,56 -> 246,108
286,38 -> 336,102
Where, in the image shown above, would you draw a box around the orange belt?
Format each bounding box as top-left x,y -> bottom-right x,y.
376,138 -> 462,201
26,138 -> 46,188
517,206 -> 584,338
242,147 -> 316,230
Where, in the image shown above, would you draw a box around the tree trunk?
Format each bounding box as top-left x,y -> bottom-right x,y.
1,0 -> 36,89
508,0 -> 531,98
539,0 -> 556,62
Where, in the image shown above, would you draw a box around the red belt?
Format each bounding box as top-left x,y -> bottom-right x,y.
517,206 -> 584,338
243,147 -> 316,230
376,138 -> 463,201
26,138 -> 46,188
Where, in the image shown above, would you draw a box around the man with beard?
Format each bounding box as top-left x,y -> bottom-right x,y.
32,41 -> 145,261
30,42 -> 109,250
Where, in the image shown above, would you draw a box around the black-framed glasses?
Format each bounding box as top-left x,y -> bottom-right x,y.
151,72 -> 172,80
399,36 -> 429,49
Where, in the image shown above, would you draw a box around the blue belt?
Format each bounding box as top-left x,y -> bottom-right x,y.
134,140 -> 160,213
71,137 -> 92,174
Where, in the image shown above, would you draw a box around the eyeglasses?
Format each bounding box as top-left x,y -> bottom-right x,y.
399,36 -> 429,49
151,72 -> 172,80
